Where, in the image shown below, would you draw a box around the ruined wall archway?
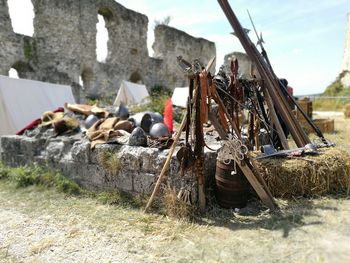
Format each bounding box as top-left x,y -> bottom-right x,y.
129,72 -> 143,84
10,61 -> 34,79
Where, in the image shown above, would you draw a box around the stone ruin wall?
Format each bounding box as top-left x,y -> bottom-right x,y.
0,133 -> 217,201
0,0 -> 216,102
341,12 -> 350,87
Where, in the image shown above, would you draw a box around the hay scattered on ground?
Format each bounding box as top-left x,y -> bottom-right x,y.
162,187 -> 196,220
344,104 -> 350,118
253,148 -> 350,198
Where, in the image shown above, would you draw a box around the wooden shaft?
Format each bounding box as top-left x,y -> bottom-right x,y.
217,0 -> 310,147
262,87 -> 290,150
144,111 -> 188,213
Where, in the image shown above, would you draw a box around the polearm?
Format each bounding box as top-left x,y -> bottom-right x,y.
218,0 -> 310,147
247,9 -> 327,143
247,9 -> 273,71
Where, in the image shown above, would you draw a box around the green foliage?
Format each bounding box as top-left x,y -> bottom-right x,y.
130,85 -> 186,123
86,94 -> 114,107
0,162 -> 10,180
313,99 -> 350,111
1,163 -> 81,195
323,79 -> 346,96
23,37 -> 36,61
313,76 -> 350,111
98,150 -> 120,176
91,189 -> 146,208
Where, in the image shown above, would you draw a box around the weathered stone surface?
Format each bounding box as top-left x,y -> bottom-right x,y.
71,139 -> 91,164
0,135 -> 22,154
133,172 -> 156,193
0,132 -> 218,204
0,0 -> 216,101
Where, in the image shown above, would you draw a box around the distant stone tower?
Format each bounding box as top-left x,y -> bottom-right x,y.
341,12 -> 350,87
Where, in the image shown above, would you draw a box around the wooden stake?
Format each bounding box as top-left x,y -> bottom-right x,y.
144,111 -> 188,213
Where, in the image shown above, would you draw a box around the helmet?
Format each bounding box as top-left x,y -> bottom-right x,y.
149,123 -> 170,138
84,114 -> 99,129
115,103 -> 129,120
128,127 -> 148,147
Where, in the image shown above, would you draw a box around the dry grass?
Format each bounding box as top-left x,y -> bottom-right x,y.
162,187 -> 196,220
344,104 -> 350,118
97,149 -> 120,175
1,112 -> 350,262
254,148 -> 350,198
28,237 -> 54,255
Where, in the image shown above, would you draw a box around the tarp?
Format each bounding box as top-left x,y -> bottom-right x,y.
0,75 -> 76,136
113,80 -> 149,106
171,87 -> 189,108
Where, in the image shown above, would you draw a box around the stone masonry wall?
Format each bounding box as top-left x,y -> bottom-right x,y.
0,132 -> 217,203
153,25 -> 216,88
0,0 -> 216,101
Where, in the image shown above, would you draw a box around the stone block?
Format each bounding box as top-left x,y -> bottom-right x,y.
90,144 -> 121,164
43,140 -> 65,161
1,135 -> 22,154
1,153 -> 28,167
20,137 -> 46,160
133,172 -> 156,194
70,139 -> 91,164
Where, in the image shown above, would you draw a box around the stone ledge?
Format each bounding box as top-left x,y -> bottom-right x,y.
1,134 -> 217,203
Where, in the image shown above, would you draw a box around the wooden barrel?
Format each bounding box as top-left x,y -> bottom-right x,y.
215,160 -> 249,208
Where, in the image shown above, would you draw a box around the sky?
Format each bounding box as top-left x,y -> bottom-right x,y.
7,0 -> 350,95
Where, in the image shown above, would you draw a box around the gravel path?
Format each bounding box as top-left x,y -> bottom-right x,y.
1,184 -> 350,263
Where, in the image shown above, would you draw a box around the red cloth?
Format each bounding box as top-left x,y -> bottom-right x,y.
163,98 -> 173,134
16,107 -> 65,135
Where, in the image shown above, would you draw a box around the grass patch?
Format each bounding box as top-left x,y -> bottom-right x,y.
0,161 -> 148,210
0,162 -> 81,195
97,150 -> 120,176
92,190 -> 147,208
313,76 -> 350,111
313,99 -> 349,111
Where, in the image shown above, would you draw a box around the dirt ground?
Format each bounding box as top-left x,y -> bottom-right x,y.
1,113 -> 350,263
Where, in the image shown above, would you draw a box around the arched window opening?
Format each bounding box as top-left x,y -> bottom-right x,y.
10,61 -> 34,79
96,14 -> 108,62
8,68 -> 19,79
129,72 -> 143,84
7,0 -> 34,36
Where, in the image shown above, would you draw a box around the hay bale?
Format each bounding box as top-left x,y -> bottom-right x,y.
344,104 -> 350,118
253,148 -> 350,198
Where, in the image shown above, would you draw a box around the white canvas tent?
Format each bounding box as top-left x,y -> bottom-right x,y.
113,80 -> 149,106
0,75 -> 76,137
171,87 -> 189,108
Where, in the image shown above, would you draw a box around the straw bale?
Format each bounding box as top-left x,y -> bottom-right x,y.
344,104 -> 350,118
253,148 -> 350,198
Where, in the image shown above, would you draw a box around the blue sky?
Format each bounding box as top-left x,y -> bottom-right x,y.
117,0 -> 350,95
8,0 -> 350,95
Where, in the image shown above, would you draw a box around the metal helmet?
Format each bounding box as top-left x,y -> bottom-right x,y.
115,103 -> 129,120
84,114 -> 99,129
149,123 -> 171,138
128,127 -> 148,147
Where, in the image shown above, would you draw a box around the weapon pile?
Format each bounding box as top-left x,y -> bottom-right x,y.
145,0 -> 337,213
